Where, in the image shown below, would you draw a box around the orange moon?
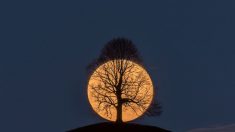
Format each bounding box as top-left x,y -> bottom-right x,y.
87,60 -> 154,122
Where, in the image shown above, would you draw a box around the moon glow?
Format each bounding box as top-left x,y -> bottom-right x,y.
87,60 -> 154,122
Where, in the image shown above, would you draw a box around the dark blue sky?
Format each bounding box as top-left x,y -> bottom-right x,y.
0,1 -> 235,132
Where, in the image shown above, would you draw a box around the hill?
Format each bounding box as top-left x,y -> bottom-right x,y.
67,122 -> 171,132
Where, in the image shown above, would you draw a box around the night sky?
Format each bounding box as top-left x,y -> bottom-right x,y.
1,1 -> 235,132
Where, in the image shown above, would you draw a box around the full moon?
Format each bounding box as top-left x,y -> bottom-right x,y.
87,60 -> 154,122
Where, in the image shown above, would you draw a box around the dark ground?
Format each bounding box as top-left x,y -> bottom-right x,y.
67,122 -> 171,132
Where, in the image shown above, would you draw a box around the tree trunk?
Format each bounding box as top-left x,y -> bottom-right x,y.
116,102 -> 122,123
116,72 -> 123,123
116,81 -> 123,123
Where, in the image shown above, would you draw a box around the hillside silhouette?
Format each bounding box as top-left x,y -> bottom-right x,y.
67,122 -> 171,132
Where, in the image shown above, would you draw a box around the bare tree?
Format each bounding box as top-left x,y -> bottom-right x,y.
87,38 -> 161,123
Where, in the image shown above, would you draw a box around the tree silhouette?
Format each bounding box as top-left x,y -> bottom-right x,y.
87,38 -> 161,123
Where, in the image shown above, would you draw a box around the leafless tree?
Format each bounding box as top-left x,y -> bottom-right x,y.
87,38 -> 161,123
